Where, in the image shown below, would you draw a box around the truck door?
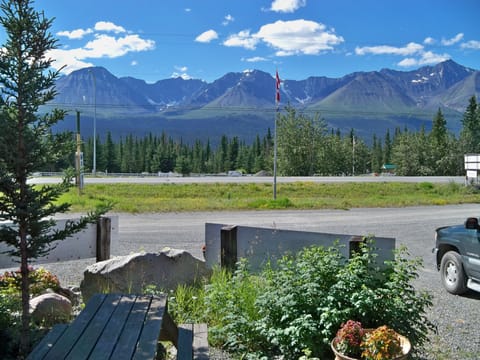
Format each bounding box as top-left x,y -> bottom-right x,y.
464,231 -> 480,281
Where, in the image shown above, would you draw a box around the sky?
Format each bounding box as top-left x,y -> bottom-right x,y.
3,0 -> 479,83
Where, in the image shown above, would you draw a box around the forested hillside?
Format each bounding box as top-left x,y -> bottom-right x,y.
48,97 -> 480,177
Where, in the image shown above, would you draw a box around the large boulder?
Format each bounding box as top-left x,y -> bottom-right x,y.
80,248 -> 212,302
30,293 -> 72,325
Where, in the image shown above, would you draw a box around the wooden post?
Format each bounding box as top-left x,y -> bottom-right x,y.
221,225 -> 237,271
96,217 -> 111,262
348,235 -> 365,258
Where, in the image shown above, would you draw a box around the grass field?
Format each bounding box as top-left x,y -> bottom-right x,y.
57,180 -> 480,213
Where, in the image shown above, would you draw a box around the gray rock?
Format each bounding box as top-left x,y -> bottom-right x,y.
80,248 -> 212,302
30,293 -> 72,325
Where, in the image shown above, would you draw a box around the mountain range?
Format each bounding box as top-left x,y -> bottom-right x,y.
50,60 -> 480,143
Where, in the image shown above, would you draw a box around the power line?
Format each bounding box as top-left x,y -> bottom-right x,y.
41,102 -> 445,119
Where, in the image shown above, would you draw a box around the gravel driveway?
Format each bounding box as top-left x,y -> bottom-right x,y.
6,205 -> 480,359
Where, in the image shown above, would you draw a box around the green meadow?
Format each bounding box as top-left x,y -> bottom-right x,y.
57,181 -> 480,213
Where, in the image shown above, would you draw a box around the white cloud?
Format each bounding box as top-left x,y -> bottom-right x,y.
243,56 -> 268,62
171,72 -> 191,80
397,51 -> 450,67
255,19 -> 344,55
441,33 -> 464,46
224,30 -> 259,50
46,48 -> 94,73
94,21 -> 126,34
195,29 -> 219,43
175,65 -> 188,72
423,37 -> 435,45
131,60 -> 138,66
57,28 -> 93,40
220,20 -> 343,56
270,0 -> 306,13
83,34 -> 154,58
461,40 -> 480,50
171,66 -> 191,79
355,41 -> 450,68
223,14 -> 234,26
355,42 -> 423,56
48,22 -> 155,74
397,57 -> 418,67
420,51 -> 450,63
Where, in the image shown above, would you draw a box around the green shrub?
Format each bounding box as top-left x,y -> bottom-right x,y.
418,182 -> 434,190
168,284 -> 206,324
0,267 -> 62,358
247,197 -> 293,209
204,241 -> 433,359
0,292 -> 21,359
205,262 -> 267,357
0,267 -> 60,296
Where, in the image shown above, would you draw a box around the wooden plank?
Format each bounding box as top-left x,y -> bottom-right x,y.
159,298 -> 179,347
43,293 -> 107,360
65,293 -> 122,360
87,295 -> 136,360
193,324 -> 209,360
176,324 -> 193,360
27,324 -> 69,360
109,295 -> 151,360
133,295 -> 168,360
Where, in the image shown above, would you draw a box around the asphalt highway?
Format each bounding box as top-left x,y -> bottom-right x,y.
28,175 -> 467,185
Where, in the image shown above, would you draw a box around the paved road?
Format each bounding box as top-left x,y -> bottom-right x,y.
114,204 -> 476,265
29,175 -> 467,185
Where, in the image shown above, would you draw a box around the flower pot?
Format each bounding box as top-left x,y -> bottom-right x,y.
331,329 -> 411,360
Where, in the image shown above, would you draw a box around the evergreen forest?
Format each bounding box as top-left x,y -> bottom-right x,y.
51,98 -> 480,177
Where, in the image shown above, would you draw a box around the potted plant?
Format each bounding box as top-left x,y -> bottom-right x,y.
331,320 -> 365,359
331,321 -> 411,360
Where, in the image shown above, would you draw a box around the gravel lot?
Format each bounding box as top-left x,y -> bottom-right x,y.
4,206 -> 480,359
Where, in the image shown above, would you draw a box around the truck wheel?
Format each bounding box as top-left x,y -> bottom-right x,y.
440,251 -> 467,294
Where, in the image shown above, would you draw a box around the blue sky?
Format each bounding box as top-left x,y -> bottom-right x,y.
8,0 -> 480,82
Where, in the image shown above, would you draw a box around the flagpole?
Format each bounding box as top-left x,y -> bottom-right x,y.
273,108 -> 278,200
273,70 -> 280,200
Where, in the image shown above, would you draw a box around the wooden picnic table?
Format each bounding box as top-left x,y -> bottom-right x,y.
28,293 -> 179,360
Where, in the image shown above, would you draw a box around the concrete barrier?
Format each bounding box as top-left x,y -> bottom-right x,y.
204,223 -> 395,272
0,216 -> 118,268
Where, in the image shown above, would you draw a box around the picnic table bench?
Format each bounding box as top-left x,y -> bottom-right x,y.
27,293 -> 209,360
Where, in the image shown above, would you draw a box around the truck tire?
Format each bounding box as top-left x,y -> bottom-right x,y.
440,251 -> 467,294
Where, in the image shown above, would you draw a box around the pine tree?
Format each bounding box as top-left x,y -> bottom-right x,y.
460,95 -> 480,153
0,0 -> 109,354
430,108 -> 448,148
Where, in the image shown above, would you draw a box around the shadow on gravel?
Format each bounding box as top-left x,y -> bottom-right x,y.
460,290 -> 480,300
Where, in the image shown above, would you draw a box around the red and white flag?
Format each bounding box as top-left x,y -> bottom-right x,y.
275,70 -> 281,104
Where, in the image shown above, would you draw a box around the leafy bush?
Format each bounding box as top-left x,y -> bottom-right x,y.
0,290 -> 22,359
0,267 -> 60,296
205,240 -> 433,359
205,261 -> 267,357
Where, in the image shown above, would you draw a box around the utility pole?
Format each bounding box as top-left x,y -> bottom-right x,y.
352,136 -> 355,176
75,111 -> 84,193
273,70 -> 281,200
89,68 -> 97,176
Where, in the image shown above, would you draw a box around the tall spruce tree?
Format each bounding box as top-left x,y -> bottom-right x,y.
0,0 -> 108,354
460,95 -> 480,153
